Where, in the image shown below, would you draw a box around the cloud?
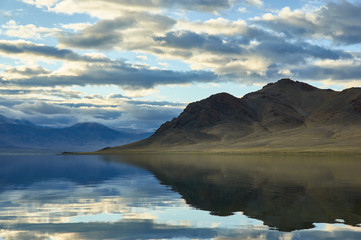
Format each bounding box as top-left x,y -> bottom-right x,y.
0,89 -> 32,95
22,0 -> 60,8
58,13 -> 176,50
1,60 -> 217,89
242,0 -> 263,7
292,59 -> 361,82
1,20 -> 60,39
154,31 -> 245,55
60,22 -> 92,31
58,17 -> 132,50
0,10 -> 12,18
253,40 -> 351,64
23,0 -> 234,19
175,18 -> 247,36
128,100 -> 185,107
11,2 -> 356,87
256,1 -> 361,45
150,27 -> 352,79
0,86 -> 82,100
0,86 -> 185,129
2,21 -> 355,91
124,104 -> 182,122
14,101 -> 71,115
2,66 -> 51,80
0,40 -> 109,62
7,0 -> 361,125
69,0 -> 232,13
136,55 -> 148,61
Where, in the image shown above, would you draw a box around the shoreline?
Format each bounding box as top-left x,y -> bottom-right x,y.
66,148 -> 361,156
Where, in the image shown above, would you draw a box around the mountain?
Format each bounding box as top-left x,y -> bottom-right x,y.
101,79 -> 361,153
0,116 -> 150,152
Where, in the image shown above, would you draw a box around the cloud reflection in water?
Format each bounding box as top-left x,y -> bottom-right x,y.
0,154 -> 361,239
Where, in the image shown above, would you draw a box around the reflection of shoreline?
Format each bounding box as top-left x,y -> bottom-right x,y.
107,153 -> 361,231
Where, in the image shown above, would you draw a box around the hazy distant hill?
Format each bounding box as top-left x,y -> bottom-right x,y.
0,116 -> 150,152
102,79 -> 361,153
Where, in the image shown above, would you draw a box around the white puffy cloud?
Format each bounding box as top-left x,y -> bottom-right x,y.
175,18 -> 247,36
1,20 -> 61,39
60,22 -> 92,31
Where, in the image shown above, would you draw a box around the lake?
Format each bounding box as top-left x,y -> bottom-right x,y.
1,153 -> 361,239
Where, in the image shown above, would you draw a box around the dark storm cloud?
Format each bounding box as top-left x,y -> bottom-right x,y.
253,40 -> 352,64
0,89 -> 31,95
5,66 -> 50,76
107,93 -> 129,99
59,14 -> 176,50
242,26 -> 280,43
0,40 -> 109,62
154,31 -> 245,54
293,62 -> 361,81
59,31 -> 122,50
1,61 -> 217,89
256,0 -> 361,45
59,17 -> 133,50
154,28 -> 351,65
317,0 -> 361,44
14,102 -> 71,115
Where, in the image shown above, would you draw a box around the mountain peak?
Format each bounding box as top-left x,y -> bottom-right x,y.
186,92 -> 242,113
262,78 -> 318,92
153,91 -> 256,136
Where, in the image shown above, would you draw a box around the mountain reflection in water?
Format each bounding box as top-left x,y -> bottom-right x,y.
106,153 -> 361,232
0,153 -> 361,239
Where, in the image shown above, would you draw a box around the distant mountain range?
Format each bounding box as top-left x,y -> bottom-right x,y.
0,116 -> 150,152
102,78 -> 361,153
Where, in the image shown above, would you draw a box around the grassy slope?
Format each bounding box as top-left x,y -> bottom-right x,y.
95,124 -> 361,154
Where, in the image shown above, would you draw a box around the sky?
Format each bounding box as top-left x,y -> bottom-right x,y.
0,0 -> 361,131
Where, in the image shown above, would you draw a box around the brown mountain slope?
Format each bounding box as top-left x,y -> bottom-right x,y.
101,79 -> 361,153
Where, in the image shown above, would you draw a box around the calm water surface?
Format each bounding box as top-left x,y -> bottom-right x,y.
0,153 -> 361,239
